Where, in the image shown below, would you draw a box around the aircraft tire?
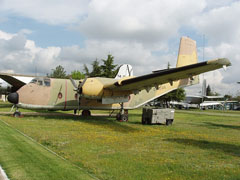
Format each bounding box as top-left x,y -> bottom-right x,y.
82,110 -> 91,116
13,111 -> 21,118
121,114 -> 128,122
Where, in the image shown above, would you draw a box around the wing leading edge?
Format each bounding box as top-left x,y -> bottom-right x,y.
105,58 -> 231,91
0,73 -> 33,92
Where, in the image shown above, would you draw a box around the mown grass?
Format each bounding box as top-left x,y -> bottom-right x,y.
0,120 -> 95,180
0,102 -> 240,180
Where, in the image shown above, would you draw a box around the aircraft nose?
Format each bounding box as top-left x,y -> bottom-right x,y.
7,92 -> 19,104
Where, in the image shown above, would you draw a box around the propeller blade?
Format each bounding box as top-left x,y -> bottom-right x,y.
78,77 -> 88,89
69,77 -> 78,90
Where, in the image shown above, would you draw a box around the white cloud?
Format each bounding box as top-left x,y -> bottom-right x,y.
191,1 -> 240,45
78,0 -> 205,45
0,30 -> 14,40
0,0 -> 89,25
0,30 -> 177,77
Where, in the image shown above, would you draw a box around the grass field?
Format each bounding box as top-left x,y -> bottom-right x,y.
0,102 -> 240,180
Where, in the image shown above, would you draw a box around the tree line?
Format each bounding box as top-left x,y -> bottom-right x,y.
49,54 -> 118,80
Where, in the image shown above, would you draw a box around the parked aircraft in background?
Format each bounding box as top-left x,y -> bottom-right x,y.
3,37 -> 231,120
184,79 -> 224,104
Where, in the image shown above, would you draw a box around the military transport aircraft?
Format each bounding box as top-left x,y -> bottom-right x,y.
2,37 -> 231,121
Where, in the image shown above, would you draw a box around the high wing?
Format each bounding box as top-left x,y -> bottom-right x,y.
0,73 -> 34,92
105,58 -> 231,91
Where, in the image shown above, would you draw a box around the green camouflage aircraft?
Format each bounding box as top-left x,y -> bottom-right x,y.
2,37 -> 231,120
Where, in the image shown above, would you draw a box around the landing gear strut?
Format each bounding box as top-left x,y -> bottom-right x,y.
13,107 -> 21,118
116,103 -> 128,122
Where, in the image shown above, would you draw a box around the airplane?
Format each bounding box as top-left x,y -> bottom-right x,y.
184,79 -> 224,105
2,37 -> 231,120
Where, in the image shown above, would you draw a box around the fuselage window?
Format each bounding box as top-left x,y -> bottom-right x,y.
44,79 -> 51,86
30,78 -> 51,87
30,79 -> 37,84
37,80 -> 43,86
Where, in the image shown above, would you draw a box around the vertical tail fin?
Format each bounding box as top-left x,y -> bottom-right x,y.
115,64 -> 133,79
176,37 -> 198,67
202,79 -> 207,97
177,37 -> 200,87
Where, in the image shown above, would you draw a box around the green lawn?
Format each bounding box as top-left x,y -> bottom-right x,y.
0,102 -> 240,180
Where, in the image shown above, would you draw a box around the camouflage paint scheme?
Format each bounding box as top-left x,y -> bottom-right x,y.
16,37 -> 231,111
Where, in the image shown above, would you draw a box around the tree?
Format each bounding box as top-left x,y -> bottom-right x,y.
90,59 -> 102,77
158,88 -> 186,107
84,54 -> 118,78
206,85 -> 212,96
206,85 -> 220,96
50,65 -> 67,79
101,54 -> 118,78
83,64 -> 90,76
224,94 -> 233,100
71,70 -> 85,80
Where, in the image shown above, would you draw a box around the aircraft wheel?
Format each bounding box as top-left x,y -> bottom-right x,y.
13,111 -> 21,118
121,114 -> 128,122
82,110 -> 91,116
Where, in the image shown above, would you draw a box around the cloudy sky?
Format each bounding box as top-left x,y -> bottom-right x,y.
0,0 -> 239,95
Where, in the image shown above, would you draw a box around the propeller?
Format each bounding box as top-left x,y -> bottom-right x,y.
69,76 -> 88,114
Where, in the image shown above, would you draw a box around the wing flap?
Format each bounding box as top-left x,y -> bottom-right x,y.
105,58 -> 231,91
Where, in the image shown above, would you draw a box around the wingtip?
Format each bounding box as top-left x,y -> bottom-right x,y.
207,58 -> 231,66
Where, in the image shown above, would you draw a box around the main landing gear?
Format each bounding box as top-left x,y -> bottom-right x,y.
82,110 -> 91,116
116,103 -> 128,122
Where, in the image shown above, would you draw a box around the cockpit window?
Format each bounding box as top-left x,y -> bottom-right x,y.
44,79 -> 51,86
30,79 -> 37,84
30,78 -> 51,86
37,80 -> 43,86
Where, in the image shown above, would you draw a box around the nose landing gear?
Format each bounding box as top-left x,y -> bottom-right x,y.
11,106 -> 22,118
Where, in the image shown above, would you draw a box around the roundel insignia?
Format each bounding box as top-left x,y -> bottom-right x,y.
58,92 -> 63,99
75,93 -> 78,100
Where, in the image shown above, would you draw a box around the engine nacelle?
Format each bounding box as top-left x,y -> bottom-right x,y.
82,78 -> 104,99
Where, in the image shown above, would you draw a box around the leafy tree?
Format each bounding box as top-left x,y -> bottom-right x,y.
83,64 -> 90,76
90,59 -> 102,77
206,85 -> 220,96
71,70 -> 85,80
158,88 -> 186,107
167,62 -> 171,69
101,54 -> 118,78
84,54 -> 118,78
224,94 -> 233,100
50,65 -> 67,79
206,85 -> 212,96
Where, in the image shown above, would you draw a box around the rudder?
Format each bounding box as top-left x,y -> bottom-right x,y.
176,37 -> 198,67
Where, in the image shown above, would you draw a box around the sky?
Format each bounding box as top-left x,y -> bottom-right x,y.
0,0 -> 239,96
